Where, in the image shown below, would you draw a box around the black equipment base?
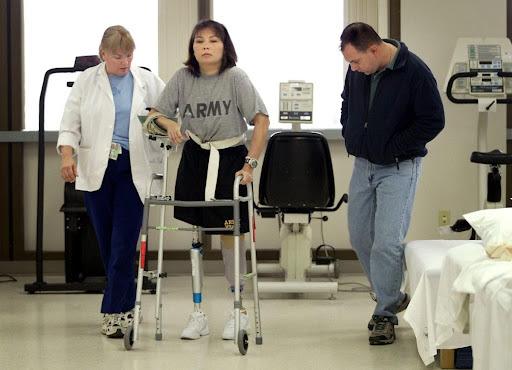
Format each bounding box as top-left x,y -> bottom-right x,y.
24,277 -> 156,294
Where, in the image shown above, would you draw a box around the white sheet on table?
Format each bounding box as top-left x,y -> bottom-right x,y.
471,275 -> 512,370
434,243 -> 486,347
405,240 -> 481,295
453,262 -> 512,370
403,240 -> 481,365
453,259 -> 512,295
493,271 -> 512,311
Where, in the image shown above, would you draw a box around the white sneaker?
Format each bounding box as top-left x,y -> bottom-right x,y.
106,311 -> 134,339
180,311 -> 209,340
101,314 -> 115,335
222,310 -> 250,340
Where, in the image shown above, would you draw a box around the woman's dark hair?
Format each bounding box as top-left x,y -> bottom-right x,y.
184,19 -> 237,77
339,22 -> 382,52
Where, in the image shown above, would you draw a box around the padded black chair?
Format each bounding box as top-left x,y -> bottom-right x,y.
258,131 -> 347,214
254,131 -> 348,295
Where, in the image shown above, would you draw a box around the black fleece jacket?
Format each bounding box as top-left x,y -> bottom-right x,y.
340,41 -> 445,165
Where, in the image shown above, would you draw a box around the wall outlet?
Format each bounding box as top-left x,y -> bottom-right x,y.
438,210 -> 451,226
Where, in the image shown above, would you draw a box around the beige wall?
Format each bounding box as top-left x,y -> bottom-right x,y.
158,0 -> 197,82
23,1 -> 508,253
401,0 -> 507,240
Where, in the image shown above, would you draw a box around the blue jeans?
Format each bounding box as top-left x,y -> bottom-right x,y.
348,157 -> 422,323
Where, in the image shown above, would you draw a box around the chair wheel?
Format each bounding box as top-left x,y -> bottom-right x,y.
237,329 -> 249,355
124,326 -> 134,350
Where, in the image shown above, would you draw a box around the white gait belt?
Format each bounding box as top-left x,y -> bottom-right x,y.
187,131 -> 245,201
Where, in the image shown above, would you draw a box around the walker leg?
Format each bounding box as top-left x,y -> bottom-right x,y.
232,187 -> 249,355
248,195 -> 263,344
234,233 -> 241,346
155,200 -> 166,341
126,231 -> 148,350
155,143 -> 170,340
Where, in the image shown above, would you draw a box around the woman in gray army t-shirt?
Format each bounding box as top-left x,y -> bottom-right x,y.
150,19 -> 269,341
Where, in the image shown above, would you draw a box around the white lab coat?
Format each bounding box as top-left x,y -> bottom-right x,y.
57,63 -> 165,202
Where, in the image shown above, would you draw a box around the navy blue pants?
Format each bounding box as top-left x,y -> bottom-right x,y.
84,151 -> 143,314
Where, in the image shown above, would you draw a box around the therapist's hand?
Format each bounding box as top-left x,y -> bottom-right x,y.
60,146 -> 77,182
61,155 -> 77,182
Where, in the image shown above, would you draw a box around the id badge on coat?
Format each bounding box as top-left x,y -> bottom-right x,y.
109,142 -> 122,160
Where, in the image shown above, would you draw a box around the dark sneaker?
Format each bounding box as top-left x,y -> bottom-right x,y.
367,293 -> 410,330
369,316 -> 395,345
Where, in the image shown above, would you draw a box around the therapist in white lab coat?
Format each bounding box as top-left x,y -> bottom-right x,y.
57,25 -> 165,339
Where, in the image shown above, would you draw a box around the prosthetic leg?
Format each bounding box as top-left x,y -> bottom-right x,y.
177,228 -> 210,340
190,227 -> 204,311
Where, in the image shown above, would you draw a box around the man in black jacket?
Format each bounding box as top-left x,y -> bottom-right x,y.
339,22 -> 444,345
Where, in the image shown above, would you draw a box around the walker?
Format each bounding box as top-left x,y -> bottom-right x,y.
123,134 -> 263,355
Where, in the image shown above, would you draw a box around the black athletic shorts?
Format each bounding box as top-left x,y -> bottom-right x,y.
174,139 -> 249,234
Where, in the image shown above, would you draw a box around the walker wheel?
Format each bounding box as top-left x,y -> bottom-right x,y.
237,329 -> 249,355
124,325 -> 134,350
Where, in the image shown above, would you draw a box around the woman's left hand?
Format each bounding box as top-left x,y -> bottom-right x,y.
235,166 -> 253,185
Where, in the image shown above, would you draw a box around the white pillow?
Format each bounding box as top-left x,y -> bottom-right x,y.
464,208 -> 512,261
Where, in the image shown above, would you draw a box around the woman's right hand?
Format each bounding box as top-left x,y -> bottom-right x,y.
148,110 -> 186,145
60,146 -> 78,182
162,118 -> 186,145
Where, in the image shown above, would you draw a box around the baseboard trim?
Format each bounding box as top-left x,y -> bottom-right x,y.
1,251 -> 362,275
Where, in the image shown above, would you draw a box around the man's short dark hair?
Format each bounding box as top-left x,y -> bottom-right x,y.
184,19 -> 237,77
339,22 -> 382,52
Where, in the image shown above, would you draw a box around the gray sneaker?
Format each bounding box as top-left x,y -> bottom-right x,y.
369,316 -> 395,345
367,293 -> 410,331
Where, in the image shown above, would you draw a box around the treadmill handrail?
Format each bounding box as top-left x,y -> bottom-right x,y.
446,71 -> 512,105
496,71 -> 512,104
446,72 -> 477,104
34,62 -> 100,287
36,67 -> 83,283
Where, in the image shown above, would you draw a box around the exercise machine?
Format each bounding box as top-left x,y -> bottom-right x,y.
254,81 -> 348,295
25,56 -> 106,293
445,38 -> 512,229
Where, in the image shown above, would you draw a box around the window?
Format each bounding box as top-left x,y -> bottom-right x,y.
23,0 -> 158,131
213,0 -> 344,129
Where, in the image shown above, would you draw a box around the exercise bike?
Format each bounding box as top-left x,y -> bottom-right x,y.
445,38 -> 512,235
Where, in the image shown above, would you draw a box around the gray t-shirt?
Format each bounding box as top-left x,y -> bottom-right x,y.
155,67 -> 268,142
